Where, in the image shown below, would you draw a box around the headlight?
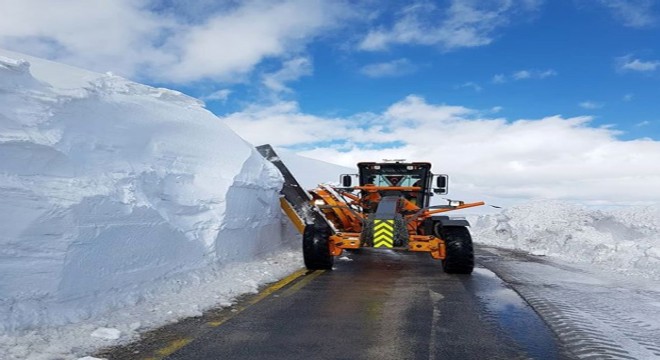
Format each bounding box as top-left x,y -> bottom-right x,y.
314,199 -> 326,206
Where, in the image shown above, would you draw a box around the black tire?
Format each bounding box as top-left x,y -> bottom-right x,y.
360,218 -> 374,246
393,214 -> 409,247
303,224 -> 334,270
436,225 -> 474,274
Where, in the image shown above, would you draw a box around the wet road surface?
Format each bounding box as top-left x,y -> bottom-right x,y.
102,249 -> 574,360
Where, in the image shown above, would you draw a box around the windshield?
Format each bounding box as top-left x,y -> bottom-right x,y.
368,174 -> 422,187
357,162 -> 433,208
358,163 -> 431,188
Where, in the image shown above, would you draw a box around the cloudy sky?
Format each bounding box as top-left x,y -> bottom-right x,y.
1,0 -> 659,206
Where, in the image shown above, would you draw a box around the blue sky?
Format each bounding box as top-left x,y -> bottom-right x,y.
2,0 -> 656,139
2,0 -> 660,205
191,0 -> 660,141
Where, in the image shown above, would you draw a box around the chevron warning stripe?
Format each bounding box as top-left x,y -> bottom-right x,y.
373,219 -> 394,248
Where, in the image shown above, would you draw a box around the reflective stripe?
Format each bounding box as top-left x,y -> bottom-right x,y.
373,219 -> 394,248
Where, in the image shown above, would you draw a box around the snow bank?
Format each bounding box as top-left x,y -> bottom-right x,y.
0,48 -> 294,336
0,252 -> 301,360
471,201 -> 660,279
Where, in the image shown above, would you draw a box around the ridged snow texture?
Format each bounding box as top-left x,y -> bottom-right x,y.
0,49 -> 290,333
471,200 -> 660,279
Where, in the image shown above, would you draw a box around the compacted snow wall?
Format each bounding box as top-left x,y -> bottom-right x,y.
0,50 -> 291,333
471,201 -> 660,279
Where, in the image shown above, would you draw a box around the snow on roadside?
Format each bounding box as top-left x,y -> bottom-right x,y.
1,250 -> 302,360
471,200 -> 660,279
0,48 -> 305,359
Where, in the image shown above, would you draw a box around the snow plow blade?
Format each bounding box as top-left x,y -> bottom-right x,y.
256,144 -> 333,234
257,144 -> 335,269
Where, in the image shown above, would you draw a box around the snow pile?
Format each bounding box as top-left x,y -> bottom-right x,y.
1,253 -> 301,360
0,48 -> 296,338
471,201 -> 660,279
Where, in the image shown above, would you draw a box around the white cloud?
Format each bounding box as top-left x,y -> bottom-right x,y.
384,95 -> 475,125
495,69 -> 557,82
0,0 -> 171,78
456,81 -> 483,92
222,101 -> 358,146
163,1 -> 347,82
623,93 -> 634,101
262,57 -> 313,93
596,0 -> 656,28
512,70 -> 531,80
200,89 -> 231,103
221,95 -> 660,204
358,0 -> 542,51
492,74 -> 507,83
0,0 -> 351,83
618,55 -> 660,72
579,101 -> 605,109
360,58 -> 416,78
635,120 -> 651,127
538,69 -> 558,78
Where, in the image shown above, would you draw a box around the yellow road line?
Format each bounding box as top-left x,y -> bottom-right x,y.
206,268 -> 308,327
281,270 -> 325,297
143,338 -> 192,360
143,268 -> 307,360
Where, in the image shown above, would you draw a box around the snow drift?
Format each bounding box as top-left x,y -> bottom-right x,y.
471,201 -> 660,279
0,49 -> 293,334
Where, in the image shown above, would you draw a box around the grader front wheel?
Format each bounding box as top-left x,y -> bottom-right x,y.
302,224 -> 334,270
437,226 -> 474,274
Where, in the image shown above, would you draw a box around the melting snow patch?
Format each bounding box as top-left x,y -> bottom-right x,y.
530,249 -> 547,256
90,328 -> 121,340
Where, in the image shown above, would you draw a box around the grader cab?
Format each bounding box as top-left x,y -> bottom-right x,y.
256,145 -> 484,274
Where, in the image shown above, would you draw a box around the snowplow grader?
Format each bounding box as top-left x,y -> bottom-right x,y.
256,144 -> 484,274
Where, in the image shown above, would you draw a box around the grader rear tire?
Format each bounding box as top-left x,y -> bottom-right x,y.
302,224 -> 334,270
360,218 -> 374,246
393,214 -> 409,247
437,225 -> 474,274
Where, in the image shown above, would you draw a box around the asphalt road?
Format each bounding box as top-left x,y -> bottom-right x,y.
103,249 -> 575,360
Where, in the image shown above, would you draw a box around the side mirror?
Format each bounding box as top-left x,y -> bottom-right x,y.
341,174 -> 352,187
434,174 -> 448,195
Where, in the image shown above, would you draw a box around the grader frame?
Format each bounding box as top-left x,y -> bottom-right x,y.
256,144 -> 484,274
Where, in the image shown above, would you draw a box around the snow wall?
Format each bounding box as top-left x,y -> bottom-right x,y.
0,49 -> 295,333
471,201 -> 660,279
